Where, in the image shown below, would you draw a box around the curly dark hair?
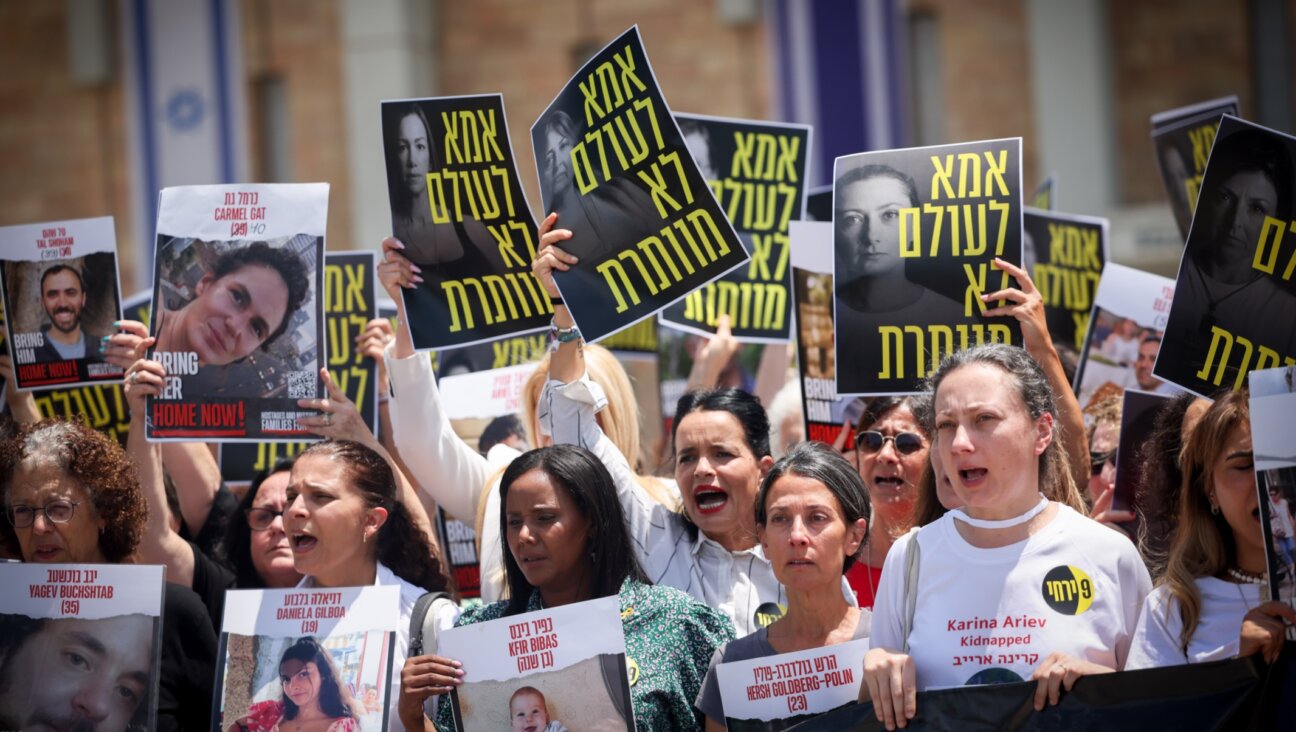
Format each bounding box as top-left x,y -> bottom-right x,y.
294,440 -> 450,594
0,419 -> 146,562
209,241 -> 311,351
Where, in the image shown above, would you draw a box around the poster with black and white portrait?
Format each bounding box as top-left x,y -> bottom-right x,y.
1022,208 -> 1106,360
833,138 -> 1023,396
0,216 -> 125,390
659,114 -> 811,342
146,183 -> 326,442
530,25 -> 749,344
381,94 -> 551,351
1155,116 -> 1296,397
0,563 -> 165,732
1150,96 -> 1239,241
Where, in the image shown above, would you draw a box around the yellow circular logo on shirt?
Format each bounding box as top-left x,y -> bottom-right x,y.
627,658 -> 640,686
754,602 -> 786,628
1041,565 -> 1095,615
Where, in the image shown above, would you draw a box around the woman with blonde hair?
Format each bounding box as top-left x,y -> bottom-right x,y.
1127,389 -> 1296,668
377,237 -> 676,602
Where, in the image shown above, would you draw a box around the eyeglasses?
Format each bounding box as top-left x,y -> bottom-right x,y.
5,500 -> 80,528
856,431 -> 925,455
245,507 -> 286,531
1090,450 -> 1117,477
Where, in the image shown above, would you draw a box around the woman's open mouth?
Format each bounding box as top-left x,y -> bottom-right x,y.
291,532 -> 318,554
693,486 -> 730,515
872,475 -> 906,491
958,467 -> 988,487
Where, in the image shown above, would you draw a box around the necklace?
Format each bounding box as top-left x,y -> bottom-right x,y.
1193,260 -> 1262,333
1225,567 -> 1266,585
950,494 -> 1049,530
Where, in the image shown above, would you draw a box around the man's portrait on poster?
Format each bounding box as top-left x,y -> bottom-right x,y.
152,236 -> 317,399
3,255 -> 119,368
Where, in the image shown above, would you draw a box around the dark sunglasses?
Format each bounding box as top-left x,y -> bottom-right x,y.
1090,449 -> 1117,477
856,431 -> 925,455
245,507 -> 286,531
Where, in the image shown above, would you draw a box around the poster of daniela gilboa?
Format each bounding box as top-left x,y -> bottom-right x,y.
531,25 -> 750,343
0,563 -> 165,732
1155,116 -> 1296,396
145,183 -> 326,442
215,586 -> 399,732
658,114 -> 811,342
833,138 -> 1023,395
381,94 -> 550,350
0,216 -> 124,390
438,596 -> 634,731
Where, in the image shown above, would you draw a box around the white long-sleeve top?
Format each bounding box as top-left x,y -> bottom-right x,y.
538,375 -> 855,637
1125,578 -> 1260,669
384,344 -> 510,602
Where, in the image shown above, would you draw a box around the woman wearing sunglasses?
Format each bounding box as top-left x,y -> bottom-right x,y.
847,397 -> 929,608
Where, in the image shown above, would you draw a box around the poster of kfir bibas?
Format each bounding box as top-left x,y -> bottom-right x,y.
1150,96 -> 1240,242
530,25 -> 749,343
833,138 -> 1023,396
659,114 -> 810,342
382,94 -> 551,350
1023,208 -> 1106,360
1155,116 -> 1296,396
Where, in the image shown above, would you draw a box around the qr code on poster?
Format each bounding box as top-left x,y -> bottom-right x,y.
287,370 -> 315,399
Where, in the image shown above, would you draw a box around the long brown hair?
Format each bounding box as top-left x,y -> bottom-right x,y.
1162,389 -> 1250,650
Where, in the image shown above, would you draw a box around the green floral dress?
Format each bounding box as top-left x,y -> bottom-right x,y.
434,578 -> 736,731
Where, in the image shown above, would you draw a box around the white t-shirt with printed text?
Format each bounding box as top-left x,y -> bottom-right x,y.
870,505 -> 1152,690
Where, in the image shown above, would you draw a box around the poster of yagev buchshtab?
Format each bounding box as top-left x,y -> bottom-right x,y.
833,138 -> 1023,396
658,114 -> 810,342
439,596 -> 633,731
1023,208 -> 1106,359
220,251 -> 379,483
531,25 -> 750,343
0,563 -> 165,732
0,216 -> 124,390
215,586 -> 399,732
790,221 -> 864,448
146,183 -> 327,442
381,94 -> 551,350
715,638 -> 867,732
1155,116 -> 1296,397
1150,96 -> 1239,242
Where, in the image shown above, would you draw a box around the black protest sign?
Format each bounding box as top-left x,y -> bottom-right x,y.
220,252 -> 378,483
382,94 -> 550,350
833,138 -> 1023,395
1150,96 -> 1239,241
1155,116 -> 1296,396
659,114 -> 810,342
1024,208 -> 1106,356
531,25 -> 749,343
1030,174 -> 1056,210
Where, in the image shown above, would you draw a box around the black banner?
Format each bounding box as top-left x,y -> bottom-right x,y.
1150,96 -> 1239,242
659,114 -> 810,342
531,25 -> 749,343
1023,208 -> 1106,356
790,649 -> 1294,731
382,94 -> 550,350
833,138 -> 1023,395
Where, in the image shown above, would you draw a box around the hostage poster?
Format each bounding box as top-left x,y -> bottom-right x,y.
1072,262 -> 1179,408
1023,208 -> 1106,360
790,221 -> 864,448
1155,116 -> 1296,396
659,114 -> 811,342
716,638 -> 867,731
833,138 -> 1023,395
221,251 -> 379,482
439,596 -> 633,731
215,586 -> 400,732
0,563 -> 165,732
1249,366 -> 1296,621
0,216 -> 124,390
1151,96 -> 1240,241
381,94 -> 551,350
146,183 -> 327,442
530,25 -> 749,343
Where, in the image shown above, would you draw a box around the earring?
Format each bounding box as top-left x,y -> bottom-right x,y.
1209,494 -> 1220,515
